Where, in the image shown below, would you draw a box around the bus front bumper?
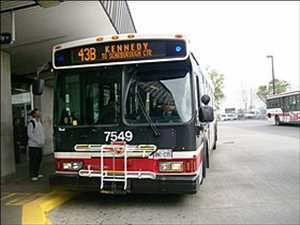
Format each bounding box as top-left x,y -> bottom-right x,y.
49,174 -> 199,194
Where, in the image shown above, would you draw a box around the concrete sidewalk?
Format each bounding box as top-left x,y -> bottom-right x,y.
1,154 -> 56,225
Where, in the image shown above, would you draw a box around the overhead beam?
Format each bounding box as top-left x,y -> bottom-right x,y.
35,0 -> 63,8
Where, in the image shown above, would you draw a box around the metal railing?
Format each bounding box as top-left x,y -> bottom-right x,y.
99,0 -> 137,34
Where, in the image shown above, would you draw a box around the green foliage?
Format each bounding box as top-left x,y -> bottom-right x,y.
256,79 -> 290,103
208,69 -> 225,110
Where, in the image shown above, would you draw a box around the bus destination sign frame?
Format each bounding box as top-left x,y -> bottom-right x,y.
54,39 -> 187,68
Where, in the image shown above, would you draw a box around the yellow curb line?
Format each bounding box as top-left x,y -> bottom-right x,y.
22,191 -> 76,225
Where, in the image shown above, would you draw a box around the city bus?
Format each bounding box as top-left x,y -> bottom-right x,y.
266,91 -> 300,125
34,34 -> 218,194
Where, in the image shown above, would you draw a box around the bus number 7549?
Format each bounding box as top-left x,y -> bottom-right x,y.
104,131 -> 133,142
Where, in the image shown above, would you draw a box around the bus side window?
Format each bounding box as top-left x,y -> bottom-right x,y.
196,76 -> 201,111
286,96 -> 291,111
297,95 -> 300,111
283,97 -> 288,111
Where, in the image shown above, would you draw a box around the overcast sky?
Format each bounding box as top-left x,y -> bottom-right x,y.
128,1 -> 299,110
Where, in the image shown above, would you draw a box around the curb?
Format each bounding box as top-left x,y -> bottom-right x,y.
22,191 -> 76,225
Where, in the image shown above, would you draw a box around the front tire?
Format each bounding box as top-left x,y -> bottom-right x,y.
275,115 -> 281,126
212,125 -> 217,150
200,150 -> 206,185
205,140 -> 210,168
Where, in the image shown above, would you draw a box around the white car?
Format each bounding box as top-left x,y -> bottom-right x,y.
227,113 -> 238,120
220,114 -> 229,121
244,112 -> 256,119
220,113 -> 238,121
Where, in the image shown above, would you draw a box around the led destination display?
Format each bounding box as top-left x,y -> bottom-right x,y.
54,39 -> 187,67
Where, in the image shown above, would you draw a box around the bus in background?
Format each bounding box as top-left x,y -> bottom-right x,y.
41,34 -> 217,194
224,108 -> 238,120
266,91 -> 300,126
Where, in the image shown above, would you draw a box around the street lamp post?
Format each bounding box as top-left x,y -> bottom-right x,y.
266,55 -> 276,95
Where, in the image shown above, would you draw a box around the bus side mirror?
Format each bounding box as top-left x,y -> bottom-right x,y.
201,94 -> 210,105
199,106 -> 214,122
32,79 -> 45,95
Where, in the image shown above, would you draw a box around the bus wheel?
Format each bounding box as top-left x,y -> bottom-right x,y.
200,151 -> 206,184
205,141 -> 210,169
212,126 -> 217,150
212,142 -> 216,150
275,115 -> 281,126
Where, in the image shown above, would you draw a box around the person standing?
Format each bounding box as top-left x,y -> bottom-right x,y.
27,108 -> 45,181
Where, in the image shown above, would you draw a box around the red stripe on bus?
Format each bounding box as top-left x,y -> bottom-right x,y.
55,153 -> 202,174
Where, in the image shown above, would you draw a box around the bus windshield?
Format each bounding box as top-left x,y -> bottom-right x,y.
125,67 -> 192,124
54,67 -> 122,126
54,62 -> 192,126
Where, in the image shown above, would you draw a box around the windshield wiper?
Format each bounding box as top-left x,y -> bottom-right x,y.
136,85 -> 160,137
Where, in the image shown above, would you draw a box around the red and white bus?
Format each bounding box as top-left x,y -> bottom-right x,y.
41,34 -> 218,194
266,91 -> 300,125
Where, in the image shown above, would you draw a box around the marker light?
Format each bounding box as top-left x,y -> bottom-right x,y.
159,161 -> 183,172
112,35 -> 119,40
175,34 -> 183,38
175,45 -> 182,53
128,34 -> 135,38
96,36 -> 103,41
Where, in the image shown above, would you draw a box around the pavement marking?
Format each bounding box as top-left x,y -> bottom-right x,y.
6,193 -> 44,206
1,192 -> 17,201
22,191 -> 76,225
6,193 -> 32,205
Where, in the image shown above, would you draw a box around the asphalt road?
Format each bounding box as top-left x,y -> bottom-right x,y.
49,120 -> 300,224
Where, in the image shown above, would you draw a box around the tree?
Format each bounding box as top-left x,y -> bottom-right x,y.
256,79 -> 290,103
208,69 -> 225,110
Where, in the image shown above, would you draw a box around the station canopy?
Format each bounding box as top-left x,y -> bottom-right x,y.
0,1 -> 125,76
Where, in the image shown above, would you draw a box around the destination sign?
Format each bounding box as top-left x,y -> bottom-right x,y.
54,39 -> 187,67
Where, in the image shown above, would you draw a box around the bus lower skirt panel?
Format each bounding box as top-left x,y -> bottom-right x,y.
49,174 -> 199,194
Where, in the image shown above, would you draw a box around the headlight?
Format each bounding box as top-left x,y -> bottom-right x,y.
63,162 -> 72,170
72,162 -> 83,170
154,149 -> 173,159
62,161 -> 83,170
159,161 -> 183,172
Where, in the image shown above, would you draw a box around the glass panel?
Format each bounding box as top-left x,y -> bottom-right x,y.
56,74 -> 81,125
291,95 -> 296,111
125,69 -> 192,124
84,71 -> 121,125
55,68 -> 121,126
296,94 -> 300,111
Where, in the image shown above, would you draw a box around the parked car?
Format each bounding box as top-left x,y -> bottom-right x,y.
227,113 -> 238,120
220,113 -> 238,121
220,114 -> 229,121
244,111 -> 256,119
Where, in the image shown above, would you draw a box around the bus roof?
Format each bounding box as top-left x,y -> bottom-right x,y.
267,90 -> 300,100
